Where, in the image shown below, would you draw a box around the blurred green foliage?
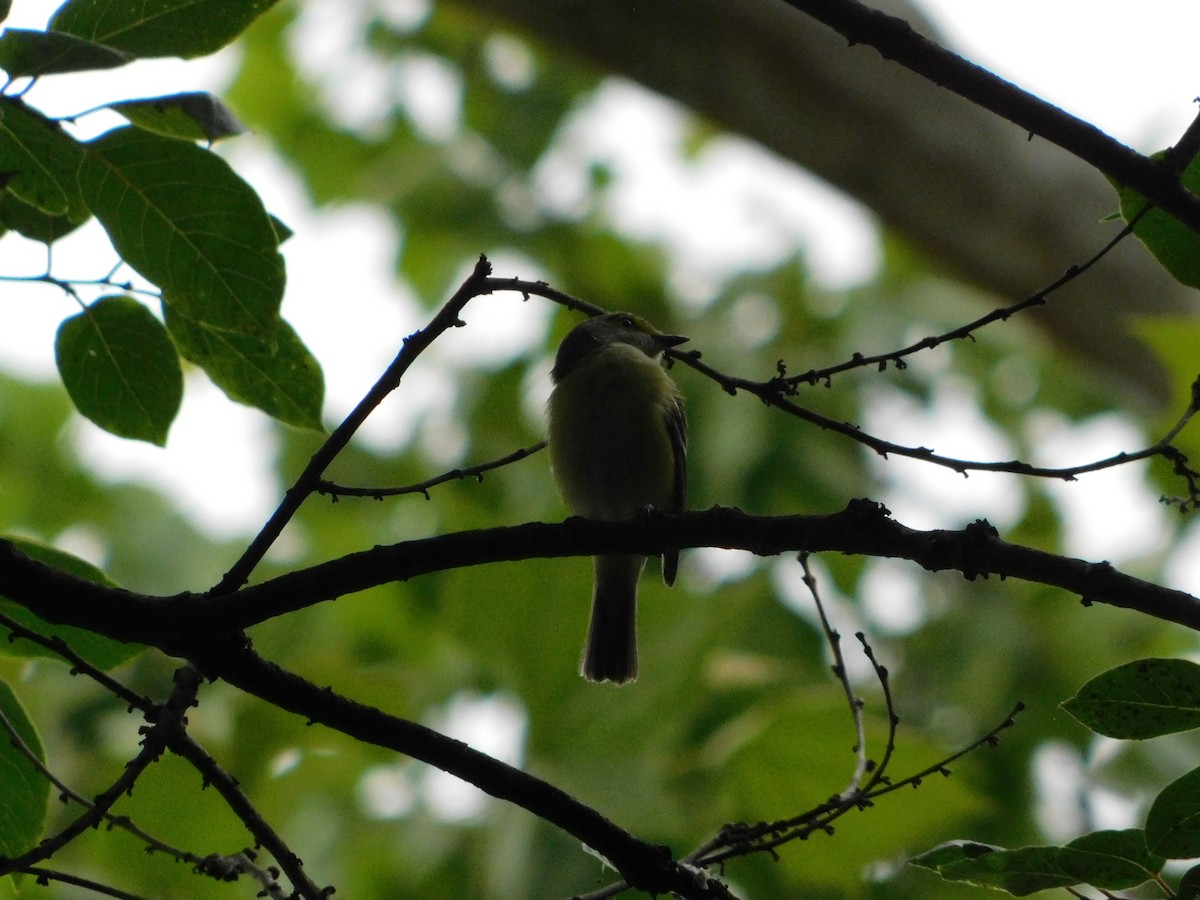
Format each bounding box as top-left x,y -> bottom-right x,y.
0,0 -> 1197,898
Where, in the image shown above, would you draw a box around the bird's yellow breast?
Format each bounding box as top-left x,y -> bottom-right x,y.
548,343 -> 680,521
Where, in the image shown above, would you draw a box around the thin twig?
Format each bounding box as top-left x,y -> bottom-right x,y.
678,349 -> 1200,488
789,210 -> 1146,387
0,666 -> 198,876
166,687 -> 325,900
692,702 -> 1024,867
22,866 -> 153,900
0,708 -> 203,866
853,632 -> 899,791
318,441 -> 547,500
472,273 -> 1200,496
852,702 -> 1024,804
215,255 -> 496,593
0,609 -> 155,713
796,554 -> 870,796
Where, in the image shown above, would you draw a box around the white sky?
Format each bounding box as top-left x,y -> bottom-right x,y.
0,1 -> 1197,569
917,1 -> 1200,152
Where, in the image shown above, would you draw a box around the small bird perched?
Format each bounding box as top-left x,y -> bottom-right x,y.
547,312 -> 688,684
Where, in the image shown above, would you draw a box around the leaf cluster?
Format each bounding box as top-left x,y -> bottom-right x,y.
917,659 -> 1200,897
0,0 -> 322,445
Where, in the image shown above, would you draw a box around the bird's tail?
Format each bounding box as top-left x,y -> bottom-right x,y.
581,554 -> 645,684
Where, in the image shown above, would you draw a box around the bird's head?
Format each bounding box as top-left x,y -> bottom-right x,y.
552,312 -> 687,383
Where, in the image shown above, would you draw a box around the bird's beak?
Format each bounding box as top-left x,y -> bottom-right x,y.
658,333 -> 688,349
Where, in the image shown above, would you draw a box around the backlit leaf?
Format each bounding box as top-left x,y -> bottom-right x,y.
0,96 -> 88,220
1062,658 -> 1200,739
78,127 -> 284,339
109,92 -> 245,143
50,0 -> 280,59
1147,766 -> 1200,858
166,306 -> 324,430
56,295 -> 182,445
0,679 -> 46,859
0,27 -> 131,77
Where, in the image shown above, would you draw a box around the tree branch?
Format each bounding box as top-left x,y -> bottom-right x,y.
165,688 -> 323,899
0,666 -> 197,877
212,646 -> 733,899
780,0 -> 1200,234
317,441 -> 547,500
212,503 -> 1200,634
213,255 -> 497,594
0,503 -> 1195,656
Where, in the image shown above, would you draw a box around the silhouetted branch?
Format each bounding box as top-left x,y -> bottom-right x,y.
212,646 -> 737,900
2,503 -> 1199,655
215,255 -> 498,594
691,702 -> 1024,868
23,867 -> 152,900
798,554 -> 871,794
166,669 -> 325,899
0,665 -> 197,877
679,349 -> 1200,492
790,210 -> 1146,386
0,609 -> 155,713
476,274 -> 1200,495
317,440 -> 547,500
780,0 -> 1200,234
0,707 -> 208,872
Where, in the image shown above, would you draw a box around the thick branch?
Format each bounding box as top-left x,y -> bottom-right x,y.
212,648 -> 725,898
217,504 -> 1200,632
0,503 -> 1195,654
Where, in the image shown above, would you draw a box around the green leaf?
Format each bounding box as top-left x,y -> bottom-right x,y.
269,213 -> 293,245
909,840 -> 1003,870
932,845 -> 1079,896
78,127 -> 284,339
913,834 -> 1160,895
1116,152 -> 1200,288
1062,658 -> 1200,739
0,27 -> 131,77
0,1 -> 11,25
109,92 -> 245,143
0,96 -> 88,220
0,538 -> 143,670
50,0 -> 280,59
1059,830 -> 1162,889
166,307 -> 324,430
0,678 -> 47,859
55,296 -> 182,445
1147,765 -> 1200,858
0,190 -> 84,243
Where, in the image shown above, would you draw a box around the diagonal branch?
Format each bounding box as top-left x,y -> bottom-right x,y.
790,209 -> 1146,386
164,684 -> 323,899
780,0 -> 1200,234
0,665 -> 197,877
677,349 -> 1200,488
213,255 -> 497,594
212,646 -> 734,899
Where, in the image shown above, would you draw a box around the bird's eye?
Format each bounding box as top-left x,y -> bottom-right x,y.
618,316 -> 635,328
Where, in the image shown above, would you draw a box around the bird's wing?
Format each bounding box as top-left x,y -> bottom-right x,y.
661,394 -> 687,586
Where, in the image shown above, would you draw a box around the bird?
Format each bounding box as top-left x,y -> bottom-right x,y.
546,312 -> 688,684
